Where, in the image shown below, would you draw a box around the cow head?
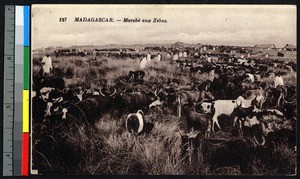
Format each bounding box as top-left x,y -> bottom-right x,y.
199,102 -> 214,114
128,71 -> 135,82
42,89 -> 67,117
149,98 -> 162,108
200,90 -> 214,101
40,87 -> 55,102
156,87 -> 177,105
49,90 -> 64,104
146,88 -> 161,105
252,120 -> 275,146
73,87 -> 84,101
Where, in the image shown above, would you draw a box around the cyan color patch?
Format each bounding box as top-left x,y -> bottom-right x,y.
24,6 -> 30,46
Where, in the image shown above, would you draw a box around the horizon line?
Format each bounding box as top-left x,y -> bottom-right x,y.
33,42 -> 296,50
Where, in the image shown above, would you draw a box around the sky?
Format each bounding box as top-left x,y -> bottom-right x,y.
31,5 -> 296,49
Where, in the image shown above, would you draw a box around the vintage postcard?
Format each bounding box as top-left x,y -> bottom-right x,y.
31,5 -> 296,175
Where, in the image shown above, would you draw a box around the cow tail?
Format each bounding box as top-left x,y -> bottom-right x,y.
125,114 -> 129,132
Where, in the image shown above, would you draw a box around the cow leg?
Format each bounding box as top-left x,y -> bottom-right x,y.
277,91 -> 284,108
233,117 -> 238,127
205,120 -> 212,138
212,115 -> 221,132
212,120 -> 216,133
177,95 -> 181,118
178,105 -> 181,118
213,115 -> 221,132
239,120 -> 243,137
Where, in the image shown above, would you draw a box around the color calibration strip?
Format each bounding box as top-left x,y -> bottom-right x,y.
22,6 -> 30,176
3,5 -> 30,176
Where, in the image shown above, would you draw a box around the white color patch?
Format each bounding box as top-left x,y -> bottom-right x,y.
16,6 -> 24,26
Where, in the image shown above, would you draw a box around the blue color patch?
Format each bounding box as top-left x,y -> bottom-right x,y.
23,6 -> 30,46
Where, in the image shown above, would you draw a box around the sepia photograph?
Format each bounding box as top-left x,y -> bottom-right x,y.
31,5 -> 296,175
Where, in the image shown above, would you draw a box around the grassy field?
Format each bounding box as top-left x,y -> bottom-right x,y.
32,50 -> 296,175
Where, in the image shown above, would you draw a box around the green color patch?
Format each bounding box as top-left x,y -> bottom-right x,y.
23,47 -> 29,90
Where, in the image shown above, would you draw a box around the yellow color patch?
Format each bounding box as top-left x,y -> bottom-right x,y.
23,90 -> 29,132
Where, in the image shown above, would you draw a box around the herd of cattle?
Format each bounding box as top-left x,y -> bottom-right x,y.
32,50 -> 296,174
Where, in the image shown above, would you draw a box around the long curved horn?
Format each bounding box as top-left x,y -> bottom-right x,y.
283,97 -> 296,104
137,109 -> 144,115
282,90 -> 296,104
99,88 -> 106,97
254,135 -> 265,146
260,121 -> 267,134
40,95 -> 48,102
178,130 -> 184,137
188,128 -> 199,138
109,88 -> 117,97
56,88 -> 66,95
188,128 -> 194,137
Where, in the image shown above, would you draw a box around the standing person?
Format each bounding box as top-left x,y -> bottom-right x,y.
147,52 -> 151,62
42,54 -> 53,77
140,55 -> 147,70
172,53 -> 179,62
157,53 -> 161,62
92,49 -> 97,60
